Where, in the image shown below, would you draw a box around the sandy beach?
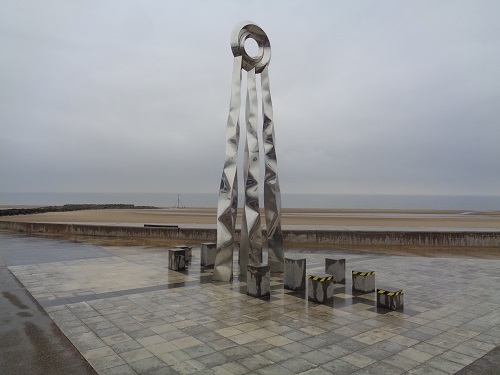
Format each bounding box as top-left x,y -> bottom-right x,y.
1,207 -> 500,229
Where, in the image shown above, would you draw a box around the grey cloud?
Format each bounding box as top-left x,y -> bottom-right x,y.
1,0 -> 499,196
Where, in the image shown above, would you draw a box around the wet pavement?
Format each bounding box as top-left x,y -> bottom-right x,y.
0,231 -> 499,374
0,255 -> 97,374
455,344 -> 500,374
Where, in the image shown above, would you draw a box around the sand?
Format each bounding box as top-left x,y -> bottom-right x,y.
1,207 -> 500,229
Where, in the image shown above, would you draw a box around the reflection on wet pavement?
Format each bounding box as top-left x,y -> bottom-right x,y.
0,241 -> 97,375
1,231 -> 499,374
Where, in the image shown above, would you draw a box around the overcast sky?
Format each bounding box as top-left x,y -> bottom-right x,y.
1,0 -> 499,197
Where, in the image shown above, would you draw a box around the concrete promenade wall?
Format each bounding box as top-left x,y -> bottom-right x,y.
1,221 -> 499,248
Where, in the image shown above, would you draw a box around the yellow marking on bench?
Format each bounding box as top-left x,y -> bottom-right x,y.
378,289 -> 404,296
353,271 -> 375,276
308,275 -> 333,283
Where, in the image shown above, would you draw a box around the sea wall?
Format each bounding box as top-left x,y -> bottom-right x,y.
282,229 -> 499,247
1,221 -> 499,248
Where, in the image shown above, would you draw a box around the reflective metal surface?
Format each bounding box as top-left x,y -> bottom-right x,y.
244,68 -> 263,266
261,66 -> 284,272
212,56 -> 242,282
230,21 -> 271,73
238,133 -> 250,276
214,21 -> 283,281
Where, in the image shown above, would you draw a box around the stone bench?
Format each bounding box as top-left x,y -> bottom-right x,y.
377,287 -> 404,310
325,258 -> 345,284
144,224 -> 178,228
284,257 -> 306,291
174,245 -> 191,261
307,273 -> 334,304
200,242 -> 216,267
247,264 -> 270,298
352,270 -> 375,293
168,249 -> 186,271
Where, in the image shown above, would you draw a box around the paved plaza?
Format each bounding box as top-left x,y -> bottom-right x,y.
1,232 -> 499,374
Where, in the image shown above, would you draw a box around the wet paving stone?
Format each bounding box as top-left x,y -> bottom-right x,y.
0,253 -> 98,374
1,231 -> 499,374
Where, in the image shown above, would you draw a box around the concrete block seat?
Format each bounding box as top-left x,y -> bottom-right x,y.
200,242 -> 216,267
284,257 -> 306,291
174,245 -> 191,261
377,287 -> 404,310
247,264 -> 270,298
325,258 -> 346,284
307,273 -> 334,304
352,270 -> 375,293
168,249 -> 186,271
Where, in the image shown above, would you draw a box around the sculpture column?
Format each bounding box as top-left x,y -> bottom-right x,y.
213,21 -> 283,282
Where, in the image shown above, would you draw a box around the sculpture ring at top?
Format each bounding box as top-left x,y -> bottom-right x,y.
230,21 -> 271,73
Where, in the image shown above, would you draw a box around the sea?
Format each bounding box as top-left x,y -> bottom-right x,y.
1,192 -> 500,211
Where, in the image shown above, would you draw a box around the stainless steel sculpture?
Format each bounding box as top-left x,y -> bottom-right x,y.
213,21 -> 284,281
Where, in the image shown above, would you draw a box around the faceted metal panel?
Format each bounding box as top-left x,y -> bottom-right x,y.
244,68 -> 263,266
212,56 -> 242,282
261,65 -> 284,272
214,21 -> 283,282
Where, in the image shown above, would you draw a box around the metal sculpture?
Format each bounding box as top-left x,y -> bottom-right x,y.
213,21 -> 284,282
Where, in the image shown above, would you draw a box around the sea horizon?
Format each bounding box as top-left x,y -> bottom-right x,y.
1,192 -> 499,211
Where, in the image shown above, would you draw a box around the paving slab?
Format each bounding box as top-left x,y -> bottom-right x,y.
1,231 -> 500,374
0,236 -> 98,375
